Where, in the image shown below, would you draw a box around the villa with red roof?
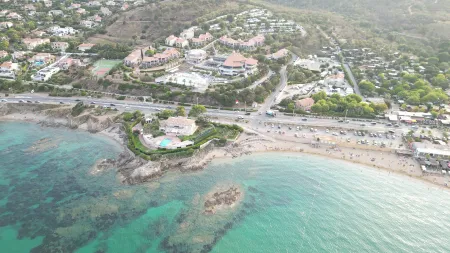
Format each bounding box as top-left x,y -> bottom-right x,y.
219,52 -> 258,76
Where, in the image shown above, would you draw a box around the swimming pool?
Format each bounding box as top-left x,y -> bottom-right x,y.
160,138 -> 172,147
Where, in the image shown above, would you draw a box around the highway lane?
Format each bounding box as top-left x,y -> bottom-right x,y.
2,94 -> 408,135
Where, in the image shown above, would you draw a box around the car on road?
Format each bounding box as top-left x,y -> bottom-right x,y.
19,100 -> 25,103
110,103 -> 115,106
156,108 -> 161,111
338,120 -> 343,123
34,101 -> 40,103
90,102 -> 96,104
26,100 -> 32,103
386,123 -> 392,127
360,123 -> 366,126
345,120 -> 350,123
245,112 -> 251,115
302,118 -> 307,121
0,99 -> 7,102
75,99 -> 81,102
371,122 -> 377,125
394,124 -> 400,127
326,129 -> 329,133
59,102 -> 64,104
332,132 -> 338,136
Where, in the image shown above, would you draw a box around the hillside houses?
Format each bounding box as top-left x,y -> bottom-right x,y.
180,27 -> 195,40
43,0 -> 52,8
0,10 -> 9,18
266,48 -> 289,60
219,34 -> 265,51
22,38 -> 50,50
100,7 -> 112,16
141,48 -> 180,68
51,42 -> 69,51
70,3 -> 81,9
191,33 -> 213,47
48,10 -> 64,16
78,43 -> 95,52
0,22 -> 13,29
76,8 -> 87,15
0,62 -> 17,80
86,1 -> 101,7
80,20 -> 97,28
165,35 -> 189,48
48,26 -> 77,36
124,49 -> 144,67
0,50 -> 8,58
29,53 -> 55,65
6,12 -> 22,20
58,58 -> 80,70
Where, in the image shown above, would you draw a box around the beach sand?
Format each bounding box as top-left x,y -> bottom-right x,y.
2,112 -> 448,190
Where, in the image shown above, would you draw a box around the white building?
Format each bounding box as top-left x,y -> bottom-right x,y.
48,10 -> 64,16
48,26 -> 77,36
0,22 -> 13,29
33,67 -> 60,82
51,42 -> 69,51
0,62 -> 17,80
22,38 -> 50,50
100,7 -> 112,16
412,142 -> 450,159
186,49 -> 207,63
160,117 -> 198,136
77,43 -> 96,52
180,27 -> 195,40
80,20 -> 96,28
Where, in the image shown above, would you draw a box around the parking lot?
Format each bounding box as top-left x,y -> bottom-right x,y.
257,120 -> 404,148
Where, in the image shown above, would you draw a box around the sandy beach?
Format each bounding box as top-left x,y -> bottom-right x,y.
2,111 -> 449,190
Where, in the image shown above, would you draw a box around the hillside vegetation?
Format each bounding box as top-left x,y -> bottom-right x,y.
91,0 -> 250,45
258,0 -> 450,51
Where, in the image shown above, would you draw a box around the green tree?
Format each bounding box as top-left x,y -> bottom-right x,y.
287,102 -> 295,112
312,91 -> 327,102
175,106 -> 186,116
359,80 -> 375,93
432,74 -> 449,89
0,40 -> 9,50
158,109 -> 174,119
188,104 -> 207,117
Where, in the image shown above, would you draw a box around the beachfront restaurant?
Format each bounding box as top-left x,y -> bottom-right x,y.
412,142 -> 450,159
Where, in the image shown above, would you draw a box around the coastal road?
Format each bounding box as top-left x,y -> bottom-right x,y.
2,94 -> 407,135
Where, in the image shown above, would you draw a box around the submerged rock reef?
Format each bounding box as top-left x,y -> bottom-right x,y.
204,186 -> 242,215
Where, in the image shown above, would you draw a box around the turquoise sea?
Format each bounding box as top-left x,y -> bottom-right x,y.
1,122 -> 450,252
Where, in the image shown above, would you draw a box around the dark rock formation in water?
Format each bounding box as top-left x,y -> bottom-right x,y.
204,187 -> 241,214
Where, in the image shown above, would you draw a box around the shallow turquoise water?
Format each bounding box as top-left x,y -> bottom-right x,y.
1,122 -> 450,252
